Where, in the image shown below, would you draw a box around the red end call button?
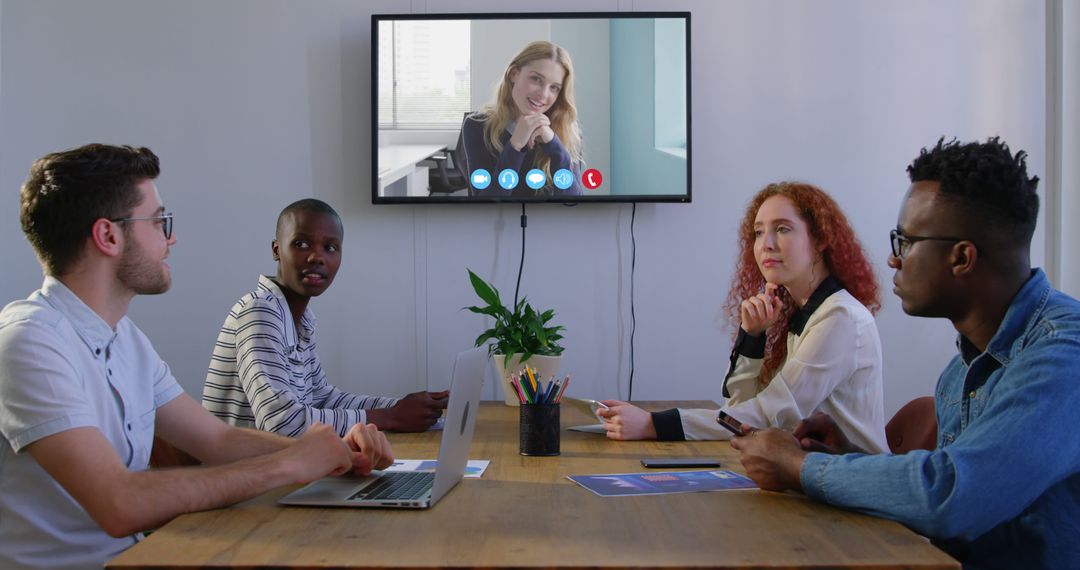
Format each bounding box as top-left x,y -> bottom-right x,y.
582,169 -> 603,190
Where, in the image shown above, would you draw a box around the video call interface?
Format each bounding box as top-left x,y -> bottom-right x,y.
374,14 -> 690,202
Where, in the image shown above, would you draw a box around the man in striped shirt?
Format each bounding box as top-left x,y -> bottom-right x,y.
203,199 -> 448,436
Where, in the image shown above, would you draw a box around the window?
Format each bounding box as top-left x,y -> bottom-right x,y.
378,20 -> 471,130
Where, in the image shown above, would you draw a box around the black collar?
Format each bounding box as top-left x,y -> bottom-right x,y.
788,276 -> 843,336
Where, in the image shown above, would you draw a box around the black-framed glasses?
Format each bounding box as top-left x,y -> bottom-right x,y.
889,228 -> 964,259
110,213 -> 174,240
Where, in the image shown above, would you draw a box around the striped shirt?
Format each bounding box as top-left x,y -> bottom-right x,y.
202,275 -> 396,437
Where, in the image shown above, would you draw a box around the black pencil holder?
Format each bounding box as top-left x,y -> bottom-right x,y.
519,403 -> 560,456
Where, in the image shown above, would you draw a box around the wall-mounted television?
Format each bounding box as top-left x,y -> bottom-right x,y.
372,12 -> 691,204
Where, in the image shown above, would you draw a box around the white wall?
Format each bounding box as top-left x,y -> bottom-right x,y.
1056,0 -> 1080,298
0,0 -> 1047,419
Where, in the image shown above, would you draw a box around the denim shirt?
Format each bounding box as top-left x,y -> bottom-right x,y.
801,269 -> 1080,569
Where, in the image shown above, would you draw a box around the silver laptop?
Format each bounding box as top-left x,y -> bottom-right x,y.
279,348 -> 486,509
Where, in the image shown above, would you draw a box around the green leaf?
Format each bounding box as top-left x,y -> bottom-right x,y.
464,306 -> 502,318
465,268 -> 565,357
496,304 -> 513,322
467,269 -> 500,308
474,331 -> 496,347
527,321 -> 546,343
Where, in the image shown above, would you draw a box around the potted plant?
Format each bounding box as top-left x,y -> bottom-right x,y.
464,269 -> 565,406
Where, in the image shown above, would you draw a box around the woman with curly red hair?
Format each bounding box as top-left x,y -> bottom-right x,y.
598,182 -> 888,452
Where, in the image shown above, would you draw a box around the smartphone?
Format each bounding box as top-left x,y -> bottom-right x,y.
640,457 -> 721,468
716,411 -> 745,435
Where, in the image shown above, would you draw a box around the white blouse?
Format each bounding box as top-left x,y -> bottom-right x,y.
657,286 -> 888,454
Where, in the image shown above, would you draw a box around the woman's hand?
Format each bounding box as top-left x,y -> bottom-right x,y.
532,125 -> 555,147
597,400 -> 657,441
510,113 -> 550,151
740,282 -> 784,336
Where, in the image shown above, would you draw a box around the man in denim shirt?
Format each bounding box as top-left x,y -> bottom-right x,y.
731,137 -> 1080,569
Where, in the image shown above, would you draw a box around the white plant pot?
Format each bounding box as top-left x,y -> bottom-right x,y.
492,353 -> 563,406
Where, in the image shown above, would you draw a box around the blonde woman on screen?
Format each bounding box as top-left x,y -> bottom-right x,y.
460,41 -> 585,196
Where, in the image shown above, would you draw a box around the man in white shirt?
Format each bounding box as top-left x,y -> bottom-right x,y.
0,144 -> 394,570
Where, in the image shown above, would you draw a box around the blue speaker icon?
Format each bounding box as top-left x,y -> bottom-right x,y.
553,169 -> 573,190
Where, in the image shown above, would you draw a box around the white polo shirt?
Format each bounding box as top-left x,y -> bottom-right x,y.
0,277 -> 184,570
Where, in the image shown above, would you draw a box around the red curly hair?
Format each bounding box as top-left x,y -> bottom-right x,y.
724,182 -> 881,386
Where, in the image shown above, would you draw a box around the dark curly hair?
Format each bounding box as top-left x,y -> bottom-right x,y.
20,144 -> 160,276
907,137 -> 1039,247
725,182 -> 880,386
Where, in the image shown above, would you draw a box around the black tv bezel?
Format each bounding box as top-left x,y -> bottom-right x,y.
371,11 -> 692,205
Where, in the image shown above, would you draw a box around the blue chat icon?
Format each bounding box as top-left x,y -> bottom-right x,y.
553,168 -> 573,190
498,169 -> 519,190
470,169 -> 491,190
525,169 -> 546,190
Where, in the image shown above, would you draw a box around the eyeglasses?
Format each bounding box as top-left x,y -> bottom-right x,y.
110,213 -> 174,240
889,228 -> 964,259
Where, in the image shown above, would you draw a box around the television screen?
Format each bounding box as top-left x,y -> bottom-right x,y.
372,12 -> 691,204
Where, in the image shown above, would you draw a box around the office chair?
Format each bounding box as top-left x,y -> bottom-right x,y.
428,113 -> 471,196
885,396 -> 937,454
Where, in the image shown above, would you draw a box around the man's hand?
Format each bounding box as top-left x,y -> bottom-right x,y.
368,391 -> 449,432
792,412 -> 862,455
597,400 -> 657,441
342,423 -> 394,476
281,423 -> 354,484
729,428 -> 807,492
740,283 -> 785,336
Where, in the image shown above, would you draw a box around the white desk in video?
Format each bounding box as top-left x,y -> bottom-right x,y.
377,144 -> 446,197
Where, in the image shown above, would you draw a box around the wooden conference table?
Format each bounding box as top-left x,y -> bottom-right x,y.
108,401 -> 958,569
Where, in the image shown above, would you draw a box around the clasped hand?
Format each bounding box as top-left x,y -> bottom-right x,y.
729,411 -> 858,493
291,422 -> 394,483
510,113 -> 555,151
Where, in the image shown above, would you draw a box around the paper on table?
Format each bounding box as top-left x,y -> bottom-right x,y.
568,470 -> 756,497
383,459 -> 490,478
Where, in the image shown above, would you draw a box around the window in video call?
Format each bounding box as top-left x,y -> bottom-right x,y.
372,13 -> 691,204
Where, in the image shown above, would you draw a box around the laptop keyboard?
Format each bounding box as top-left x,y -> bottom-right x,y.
348,471 -> 435,502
